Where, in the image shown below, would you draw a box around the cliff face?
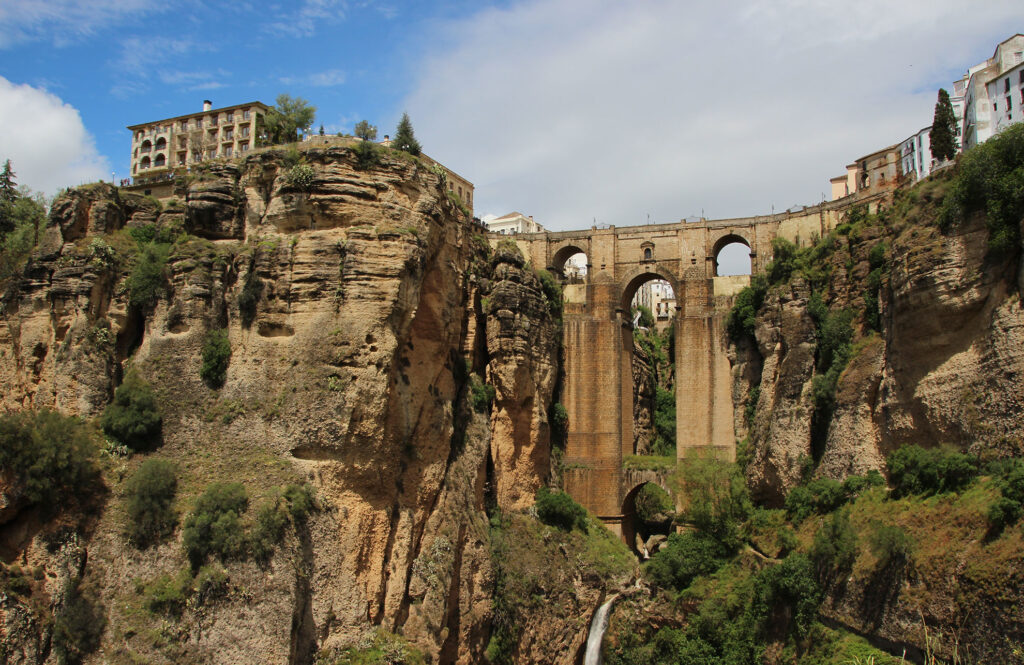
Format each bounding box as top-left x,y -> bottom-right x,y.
731,176 -> 1024,661
0,146 -> 586,665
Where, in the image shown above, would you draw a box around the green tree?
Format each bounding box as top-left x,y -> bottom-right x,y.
263,94 -> 317,145
354,120 -> 378,141
0,159 -> 17,238
929,88 -> 958,163
200,328 -> 232,388
124,459 -> 178,548
101,369 -> 162,451
393,112 -> 421,156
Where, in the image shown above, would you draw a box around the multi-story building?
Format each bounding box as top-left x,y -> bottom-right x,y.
960,34 -> 1024,150
485,212 -> 545,235
127,100 -> 269,186
898,126 -> 932,182
829,144 -> 900,200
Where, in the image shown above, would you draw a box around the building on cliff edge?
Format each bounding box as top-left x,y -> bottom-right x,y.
127,100 -> 269,193
484,211 -> 545,235
957,34 -> 1024,151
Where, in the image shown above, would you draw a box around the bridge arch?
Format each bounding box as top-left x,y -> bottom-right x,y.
618,265 -> 680,314
711,233 -> 752,277
621,480 -> 674,555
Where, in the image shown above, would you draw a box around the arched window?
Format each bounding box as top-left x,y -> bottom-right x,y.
155,137 -> 167,150
140,140 -> 152,154
644,247 -> 653,260
154,154 -> 166,167
140,156 -> 151,169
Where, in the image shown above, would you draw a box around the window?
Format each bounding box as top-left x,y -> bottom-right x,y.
226,112 -> 234,122
1008,96 -> 1013,111
207,149 -> 216,159
180,120 -> 188,131
179,138 -> 187,149
192,151 -> 201,162
644,248 -> 653,260
196,118 -> 203,128
209,129 -> 218,140
154,154 -> 166,167
240,141 -> 249,152
243,109 -> 251,119
177,154 -> 186,166
1006,78 -> 1011,93
210,115 -> 218,126
240,126 -> 249,137
224,129 -> 233,140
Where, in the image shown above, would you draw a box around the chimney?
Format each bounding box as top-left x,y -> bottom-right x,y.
203,100 -> 212,111
384,134 -> 389,140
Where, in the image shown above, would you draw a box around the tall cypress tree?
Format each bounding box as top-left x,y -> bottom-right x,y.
393,113 -> 421,156
0,160 -> 16,204
929,89 -> 957,162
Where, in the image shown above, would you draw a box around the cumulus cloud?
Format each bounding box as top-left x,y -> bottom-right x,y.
0,0 -> 158,48
403,0 -> 1021,229
280,69 -> 347,87
0,78 -> 109,193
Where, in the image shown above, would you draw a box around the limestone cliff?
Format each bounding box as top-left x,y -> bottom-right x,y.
730,172 -> 1024,661
0,146 -> 596,665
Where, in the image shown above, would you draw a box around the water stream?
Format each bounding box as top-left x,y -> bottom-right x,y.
583,594 -> 617,665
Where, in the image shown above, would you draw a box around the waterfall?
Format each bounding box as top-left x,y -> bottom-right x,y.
583,595 -> 617,665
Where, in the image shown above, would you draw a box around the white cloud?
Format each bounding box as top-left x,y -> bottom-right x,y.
0,78 -> 110,193
403,0 -> 1022,229
0,0 -> 158,48
264,0 -> 348,37
280,69 -> 347,87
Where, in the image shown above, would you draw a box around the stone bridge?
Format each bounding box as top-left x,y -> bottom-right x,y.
497,193 -> 886,538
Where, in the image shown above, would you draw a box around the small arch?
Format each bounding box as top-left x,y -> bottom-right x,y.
712,234 -> 752,277
154,153 -> 166,168
621,481 -> 674,556
140,139 -> 152,153
551,243 -> 588,283
155,137 -> 167,150
140,156 -> 151,169
619,267 -> 680,314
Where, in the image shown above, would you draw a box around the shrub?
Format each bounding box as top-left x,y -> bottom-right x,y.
535,486 -> 588,532
0,409 -> 97,508
286,163 -> 315,190
53,583 -> 106,663
726,274 -> 767,341
469,375 -> 495,413
750,553 -> 822,639
200,328 -> 231,388
352,140 -> 380,170
767,237 -> 798,284
128,241 -> 169,309
868,524 -> 914,571
645,531 -> 727,591
195,564 -> 229,604
988,459 -> 1024,533
634,483 -> 673,527
250,501 -> 288,561
938,122 -> 1024,253
549,402 -> 568,448
536,268 -> 562,315
810,509 -> 859,584
182,482 -> 249,567
143,568 -> 193,616
675,456 -> 751,549
785,477 -> 846,522
886,445 -> 978,497
124,459 -> 178,548
652,387 -> 676,457
101,369 -> 162,451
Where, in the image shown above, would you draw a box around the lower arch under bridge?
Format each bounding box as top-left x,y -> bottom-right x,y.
494,193 -> 887,539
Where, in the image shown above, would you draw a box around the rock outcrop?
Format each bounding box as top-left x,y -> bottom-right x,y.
0,145 -> 590,664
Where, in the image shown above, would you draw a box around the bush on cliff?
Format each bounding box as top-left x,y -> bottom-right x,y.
101,369 -> 162,451
886,444 -> 978,498
0,409 -> 98,508
124,459 -> 178,548
675,456 -> 751,549
182,482 -> 249,567
726,274 -> 767,341
645,530 -> 728,591
938,122 -> 1024,253
128,241 -> 169,309
535,486 -> 588,532
987,458 -> 1024,534
200,328 -> 231,388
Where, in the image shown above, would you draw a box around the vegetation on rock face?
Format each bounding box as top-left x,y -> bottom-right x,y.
101,369 -> 162,450
0,162 -> 45,284
535,486 -> 588,532
886,444 -> 979,498
124,459 -> 178,548
469,373 -> 495,413
937,121 -> 1024,253
200,328 -> 232,388
237,267 -> 262,328
0,408 -> 98,508
53,582 -> 106,664
316,630 -> 425,665
128,241 -> 170,309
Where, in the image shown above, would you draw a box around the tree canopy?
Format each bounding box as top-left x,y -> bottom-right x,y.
263,94 -> 317,145
929,88 -> 958,163
354,120 -> 378,141
393,113 -> 421,156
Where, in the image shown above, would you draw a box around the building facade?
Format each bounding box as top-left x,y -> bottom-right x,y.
128,100 -> 269,184
960,34 -> 1024,150
485,212 -> 545,235
829,145 -> 900,200
898,126 -> 933,182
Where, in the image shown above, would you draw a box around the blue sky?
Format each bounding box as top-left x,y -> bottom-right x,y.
0,1 -> 1021,230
